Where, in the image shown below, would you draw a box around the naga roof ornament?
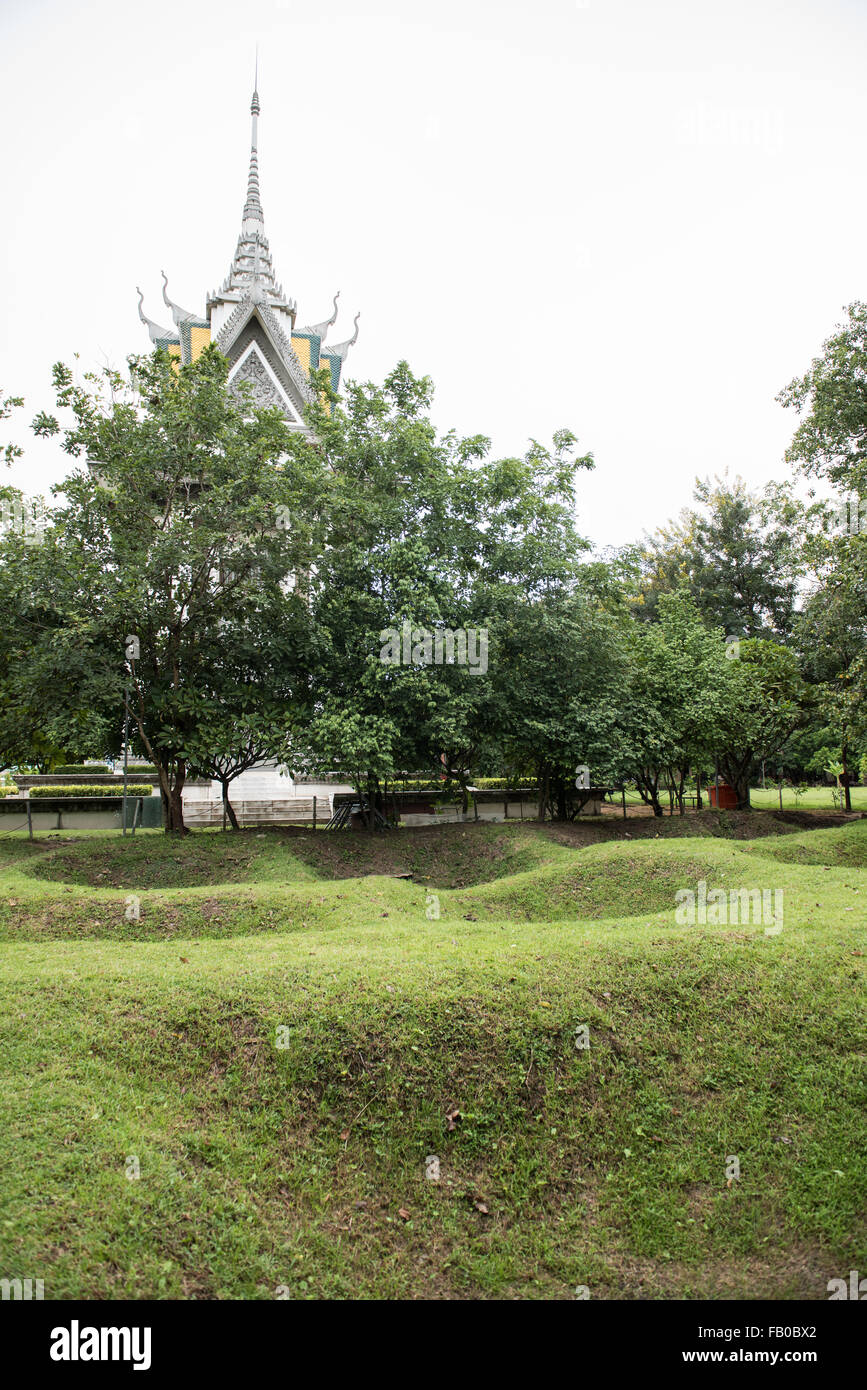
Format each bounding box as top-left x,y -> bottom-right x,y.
325,312 -> 361,363
136,288 -> 175,344
161,271 -> 199,326
303,292 -> 341,344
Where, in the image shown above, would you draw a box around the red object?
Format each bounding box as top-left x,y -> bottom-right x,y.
709,783 -> 738,809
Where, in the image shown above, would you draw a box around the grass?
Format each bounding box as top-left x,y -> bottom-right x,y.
750,786 -> 867,812
0,810 -> 864,1300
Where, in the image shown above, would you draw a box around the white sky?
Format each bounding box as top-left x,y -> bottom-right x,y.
1,0 -> 865,548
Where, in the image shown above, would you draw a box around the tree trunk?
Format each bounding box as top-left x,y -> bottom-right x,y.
221,781 -> 240,831
636,770 -> 663,817
733,771 -> 751,810
719,755 -> 752,811
842,736 -> 852,812
160,759 -> 187,834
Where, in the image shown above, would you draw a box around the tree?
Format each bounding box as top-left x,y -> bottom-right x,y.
183,600 -> 313,828
302,363 -> 594,819
635,474 -> 804,641
778,301 -> 867,496
794,578 -> 864,810
613,594 -> 733,816
778,300 -> 867,796
0,489 -> 118,772
27,346 -> 325,832
186,704 -> 297,830
1,390 -> 24,468
714,640 -> 807,810
489,586 -> 629,819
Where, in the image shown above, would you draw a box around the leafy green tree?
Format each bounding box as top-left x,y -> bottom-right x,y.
778,301 -> 867,495
613,594 -> 733,816
1,390 -> 24,468
636,475 -> 804,641
714,639 -> 807,809
27,346 -> 325,832
303,364 -> 594,818
186,704 -> 297,830
183,602 -> 314,828
488,587 -> 629,819
0,491 -> 118,772
778,300 -> 867,802
793,581 -> 864,809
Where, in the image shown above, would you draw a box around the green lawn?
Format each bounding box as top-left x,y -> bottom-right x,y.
608,785 -> 867,812
0,814 -> 864,1300
750,785 -> 867,812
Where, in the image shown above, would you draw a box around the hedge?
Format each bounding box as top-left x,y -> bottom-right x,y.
121,766 -> 159,777
383,776 -> 537,793
52,764 -> 110,775
30,785 -> 154,799
0,786 -> 19,798
469,777 -> 538,790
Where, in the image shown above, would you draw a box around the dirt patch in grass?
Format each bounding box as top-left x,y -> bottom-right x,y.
608,1245 -> 834,1300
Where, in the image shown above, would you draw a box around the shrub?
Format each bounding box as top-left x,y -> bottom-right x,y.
52,764 -> 110,775
30,785 -> 154,799
382,775 -> 537,794
0,786 -> 19,797
469,777 -> 538,790
120,765 -> 159,777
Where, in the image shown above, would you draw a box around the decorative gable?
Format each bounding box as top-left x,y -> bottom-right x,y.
229,344 -> 298,421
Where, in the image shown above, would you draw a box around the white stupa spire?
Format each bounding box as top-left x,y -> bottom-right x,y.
209,76 -> 294,315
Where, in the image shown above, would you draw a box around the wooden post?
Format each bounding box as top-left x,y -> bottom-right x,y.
621,786 -> 627,820
313,795 -> 317,830
503,795 -> 509,822
27,798 -> 32,840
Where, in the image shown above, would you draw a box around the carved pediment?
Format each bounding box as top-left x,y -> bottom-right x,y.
229,345 -> 294,418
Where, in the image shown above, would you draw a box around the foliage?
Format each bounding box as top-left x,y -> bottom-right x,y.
52,764 -> 111,775
29,784 -> 154,798
0,389 -> 24,468
634,474 -> 805,641
20,346 -> 326,832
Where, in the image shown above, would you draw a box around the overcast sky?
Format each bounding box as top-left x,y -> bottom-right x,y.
2,0 -> 865,548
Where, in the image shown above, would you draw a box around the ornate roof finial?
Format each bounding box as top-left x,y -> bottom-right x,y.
304,291 -> 341,343
210,73 -> 294,315
161,270 -> 198,325
326,312 -> 361,362
136,287 -> 173,343
244,63 -> 263,224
